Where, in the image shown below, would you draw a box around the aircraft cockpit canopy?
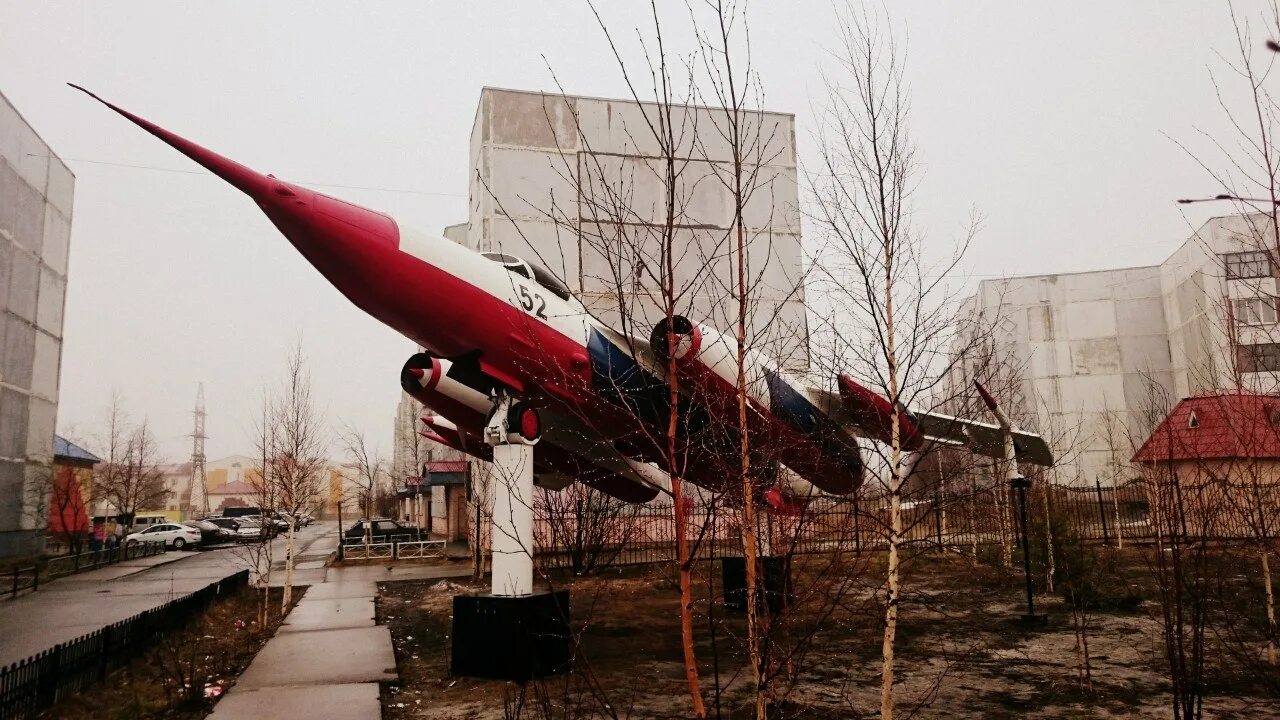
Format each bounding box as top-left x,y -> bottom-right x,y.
481,252 -> 573,301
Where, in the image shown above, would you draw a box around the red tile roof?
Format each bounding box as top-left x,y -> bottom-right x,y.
1132,392 -> 1280,462
426,461 -> 468,473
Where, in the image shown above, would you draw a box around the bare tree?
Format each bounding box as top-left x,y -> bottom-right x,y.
268,344 -> 327,609
393,392 -> 432,526
244,394 -> 280,626
93,395 -> 168,532
338,421 -> 386,545
1172,0 -> 1280,677
537,483 -> 640,576
809,6 -> 984,718
1133,377 -> 1212,720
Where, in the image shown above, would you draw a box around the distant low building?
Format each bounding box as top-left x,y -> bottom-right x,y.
206,480 -> 260,514
399,460 -> 468,540
46,436 -> 99,547
1132,391 -> 1280,536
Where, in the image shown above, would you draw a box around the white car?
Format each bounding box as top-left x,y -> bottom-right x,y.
234,520 -> 271,542
126,522 -> 202,550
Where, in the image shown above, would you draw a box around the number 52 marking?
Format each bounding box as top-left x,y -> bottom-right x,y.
517,284 -> 548,320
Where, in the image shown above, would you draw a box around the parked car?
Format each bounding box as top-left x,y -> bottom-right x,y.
238,515 -> 283,536
281,512 -> 311,528
205,517 -> 241,533
234,519 -> 273,542
183,519 -> 236,545
223,507 -> 291,530
126,523 -> 202,550
343,518 -> 426,545
129,514 -> 170,532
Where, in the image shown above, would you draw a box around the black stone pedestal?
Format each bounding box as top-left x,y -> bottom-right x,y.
722,556 -> 794,614
451,590 -> 572,681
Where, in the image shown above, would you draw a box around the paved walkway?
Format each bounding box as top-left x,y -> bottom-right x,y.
0,522 -> 336,668
209,557 -> 472,719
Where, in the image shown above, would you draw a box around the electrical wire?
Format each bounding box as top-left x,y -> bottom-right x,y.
28,153 -> 467,198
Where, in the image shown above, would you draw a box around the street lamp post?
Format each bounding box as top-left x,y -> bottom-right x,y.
975,380 -> 1047,626
1010,476 -> 1044,624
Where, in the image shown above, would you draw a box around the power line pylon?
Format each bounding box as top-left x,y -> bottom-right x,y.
185,383 -> 209,519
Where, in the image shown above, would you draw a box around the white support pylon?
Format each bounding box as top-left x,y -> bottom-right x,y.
484,393 -> 539,597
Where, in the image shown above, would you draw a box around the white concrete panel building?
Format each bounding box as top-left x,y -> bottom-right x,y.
463,87 -> 809,370
951,213 -> 1280,486
0,90 -> 74,557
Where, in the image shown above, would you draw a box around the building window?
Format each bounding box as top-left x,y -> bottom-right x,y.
1187,411 -> 1199,429
1236,342 -> 1280,372
1224,251 -> 1273,280
1233,297 -> 1278,325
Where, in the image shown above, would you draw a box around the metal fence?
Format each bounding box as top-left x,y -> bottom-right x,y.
395,540 -> 448,559
6,542 -> 166,599
342,542 -> 395,561
528,480 -> 1280,569
341,539 -> 446,561
0,569 -> 250,720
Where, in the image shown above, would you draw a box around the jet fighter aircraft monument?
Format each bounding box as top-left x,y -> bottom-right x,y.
73,85 -> 1054,681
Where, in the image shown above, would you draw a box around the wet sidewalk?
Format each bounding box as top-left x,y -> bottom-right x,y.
0,549 -> 227,667
207,559 -> 472,719
208,577 -> 395,720
0,522 -> 337,669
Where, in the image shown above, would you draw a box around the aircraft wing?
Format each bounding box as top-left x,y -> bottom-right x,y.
806,376 -> 1055,467
909,409 -> 1055,467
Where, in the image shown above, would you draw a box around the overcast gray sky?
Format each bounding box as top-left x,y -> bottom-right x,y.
0,1 -> 1256,461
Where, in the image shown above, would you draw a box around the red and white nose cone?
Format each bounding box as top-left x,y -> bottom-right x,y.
401,355 -> 444,393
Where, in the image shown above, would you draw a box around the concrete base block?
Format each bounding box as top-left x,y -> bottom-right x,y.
451,590 -> 571,681
722,556 -> 794,614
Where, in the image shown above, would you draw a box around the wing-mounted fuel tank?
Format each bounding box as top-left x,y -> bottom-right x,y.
400,353 -> 665,503
650,316 -> 864,495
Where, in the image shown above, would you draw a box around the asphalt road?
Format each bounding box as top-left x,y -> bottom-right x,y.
0,521 -> 337,668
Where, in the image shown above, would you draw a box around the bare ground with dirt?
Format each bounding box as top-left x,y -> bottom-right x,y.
377,551 -> 1280,719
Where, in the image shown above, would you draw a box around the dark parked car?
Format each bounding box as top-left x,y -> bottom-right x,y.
343,518 -> 426,545
205,516 -> 240,532
182,519 -> 235,545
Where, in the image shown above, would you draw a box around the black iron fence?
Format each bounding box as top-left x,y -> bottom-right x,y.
0,569 -> 249,720
528,480 -> 1280,570
6,542 -> 167,599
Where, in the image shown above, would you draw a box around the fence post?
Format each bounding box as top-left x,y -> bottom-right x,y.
1113,486 -> 1125,549
853,499 -> 862,552
36,644 -> 61,707
1095,478 -> 1111,546
11,566 -> 17,597
934,484 -> 944,552
32,564 -> 38,592
98,628 -> 110,680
